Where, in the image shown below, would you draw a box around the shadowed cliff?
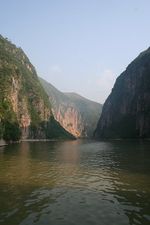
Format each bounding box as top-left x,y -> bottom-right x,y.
94,47 -> 150,138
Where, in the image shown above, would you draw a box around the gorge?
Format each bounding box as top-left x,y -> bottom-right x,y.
0,36 -> 150,225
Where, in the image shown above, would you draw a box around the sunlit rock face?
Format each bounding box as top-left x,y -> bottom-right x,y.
40,78 -> 102,137
94,47 -> 150,138
54,106 -> 83,137
0,35 -> 75,140
10,77 -> 31,139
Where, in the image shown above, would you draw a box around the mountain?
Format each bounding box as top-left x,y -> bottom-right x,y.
0,35 -> 75,141
94,47 -> 150,139
39,77 -> 102,137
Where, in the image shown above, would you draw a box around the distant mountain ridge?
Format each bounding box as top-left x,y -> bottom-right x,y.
0,35 -> 74,141
94,47 -> 150,138
40,77 -> 102,137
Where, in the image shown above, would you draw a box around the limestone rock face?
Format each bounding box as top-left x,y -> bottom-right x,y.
55,106 -> 82,137
94,47 -> 150,138
40,78 -> 102,137
0,35 -> 74,141
9,76 -> 31,139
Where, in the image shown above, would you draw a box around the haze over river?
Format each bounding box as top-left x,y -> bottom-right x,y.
0,140 -> 150,225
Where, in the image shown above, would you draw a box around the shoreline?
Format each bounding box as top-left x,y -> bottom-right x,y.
21,139 -> 59,142
0,139 -> 7,147
0,138 -> 76,147
1,137 -> 150,147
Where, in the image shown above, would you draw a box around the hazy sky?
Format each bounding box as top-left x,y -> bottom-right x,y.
0,0 -> 150,103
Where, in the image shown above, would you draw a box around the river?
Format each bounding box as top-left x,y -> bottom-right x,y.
0,140 -> 150,225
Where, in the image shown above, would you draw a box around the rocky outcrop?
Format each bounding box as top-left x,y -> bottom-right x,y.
94,47 -> 150,138
0,35 -> 75,141
0,139 -> 6,146
40,78 -> 102,137
55,105 -> 83,137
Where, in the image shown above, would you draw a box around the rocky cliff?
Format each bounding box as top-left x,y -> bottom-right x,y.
40,78 -> 102,137
94,47 -> 150,138
0,35 -> 74,141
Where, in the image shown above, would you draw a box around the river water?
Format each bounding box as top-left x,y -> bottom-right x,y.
0,140 -> 150,225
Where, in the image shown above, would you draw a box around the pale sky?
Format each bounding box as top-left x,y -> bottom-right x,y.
0,0 -> 150,103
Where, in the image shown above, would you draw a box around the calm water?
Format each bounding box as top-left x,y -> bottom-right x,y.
0,140 -> 150,225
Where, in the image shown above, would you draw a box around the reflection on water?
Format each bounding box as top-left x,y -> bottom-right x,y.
0,140 -> 150,225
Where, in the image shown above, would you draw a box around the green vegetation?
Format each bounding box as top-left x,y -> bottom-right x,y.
0,122 -> 3,139
0,119 -> 21,142
3,121 -> 21,142
46,116 -> 75,139
0,35 -> 74,141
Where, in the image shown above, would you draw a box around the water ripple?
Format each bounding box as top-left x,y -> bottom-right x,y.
0,140 -> 150,225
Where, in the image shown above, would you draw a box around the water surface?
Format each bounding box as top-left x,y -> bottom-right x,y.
0,140 -> 150,225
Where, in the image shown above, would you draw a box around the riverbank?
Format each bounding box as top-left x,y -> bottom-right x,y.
0,138 -> 77,146
21,139 -> 59,142
0,139 -> 7,147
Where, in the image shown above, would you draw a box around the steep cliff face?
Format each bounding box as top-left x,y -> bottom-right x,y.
94,47 -> 150,138
0,35 -> 74,141
40,78 -> 102,137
